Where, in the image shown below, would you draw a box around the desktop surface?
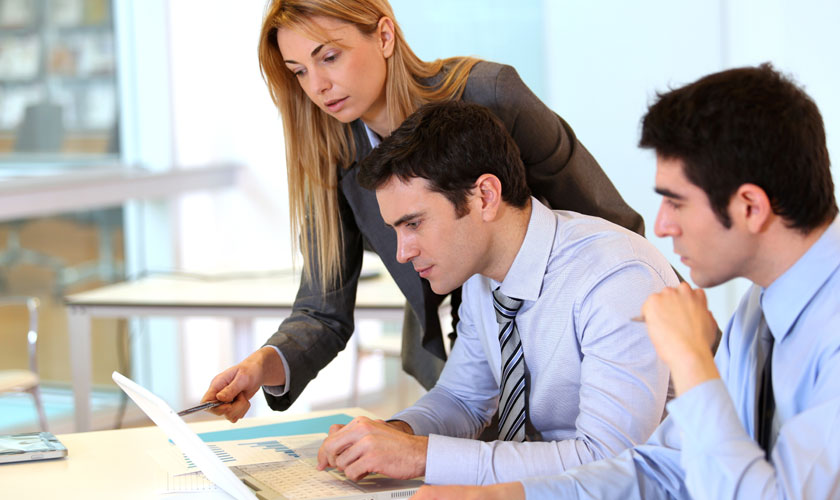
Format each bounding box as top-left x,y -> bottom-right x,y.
3,408 -> 373,500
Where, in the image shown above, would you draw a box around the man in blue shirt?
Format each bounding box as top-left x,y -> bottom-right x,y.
313,101 -> 678,484
414,64 -> 840,499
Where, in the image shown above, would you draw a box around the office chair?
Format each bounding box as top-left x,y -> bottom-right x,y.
14,102 -> 64,153
0,297 -> 48,431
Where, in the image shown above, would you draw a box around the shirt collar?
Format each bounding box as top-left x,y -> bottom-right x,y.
491,198 -> 556,302
762,216 -> 840,340
363,123 -> 381,149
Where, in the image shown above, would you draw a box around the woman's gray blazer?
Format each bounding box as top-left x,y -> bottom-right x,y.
262,61 -> 644,410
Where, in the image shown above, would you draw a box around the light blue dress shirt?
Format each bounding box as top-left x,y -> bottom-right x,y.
523,216 -> 840,499
393,199 -> 677,485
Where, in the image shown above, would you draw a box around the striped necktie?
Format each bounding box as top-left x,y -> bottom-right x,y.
493,288 -> 527,442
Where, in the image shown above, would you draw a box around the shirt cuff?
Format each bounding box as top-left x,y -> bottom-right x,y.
667,378 -> 744,454
389,409 -> 438,437
261,345 -> 291,397
424,434 -> 480,485
521,476 -> 569,499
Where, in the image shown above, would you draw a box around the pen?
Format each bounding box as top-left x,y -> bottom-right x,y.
177,400 -> 224,417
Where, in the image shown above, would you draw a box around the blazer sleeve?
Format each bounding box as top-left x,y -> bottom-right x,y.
261,186 -> 364,410
470,63 -> 645,235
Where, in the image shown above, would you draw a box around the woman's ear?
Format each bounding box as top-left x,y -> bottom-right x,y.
377,17 -> 396,58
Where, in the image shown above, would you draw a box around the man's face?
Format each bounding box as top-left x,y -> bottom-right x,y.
376,176 -> 489,294
653,156 -> 751,288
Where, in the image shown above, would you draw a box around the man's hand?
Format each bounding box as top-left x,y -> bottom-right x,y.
410,483 -> 525,500
201,346 -> 285,423
642,282 -> 720,395
317,416 -> 427,481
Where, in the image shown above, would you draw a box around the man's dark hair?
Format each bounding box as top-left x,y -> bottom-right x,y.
640,63 -> 837,232
358,101 -> 530,216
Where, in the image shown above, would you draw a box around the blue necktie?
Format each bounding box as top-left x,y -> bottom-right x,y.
493,288 -> 527,442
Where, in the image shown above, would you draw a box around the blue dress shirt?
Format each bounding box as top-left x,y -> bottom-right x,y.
522,216 -> 840,499
392,199 -> 677,485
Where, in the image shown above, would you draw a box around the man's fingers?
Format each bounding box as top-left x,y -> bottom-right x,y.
317,417 -> 421,480
411,485 -> 433,500
316,436 -> 337,470
343,462 -> 371,482
318,425 -> 358,470
412,485 -> 454,500
334,436 -> 369,471
340,444 -> 378,481
316,447 -> 329,470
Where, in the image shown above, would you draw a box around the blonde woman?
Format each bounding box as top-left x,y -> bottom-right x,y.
203,0 -> 644,421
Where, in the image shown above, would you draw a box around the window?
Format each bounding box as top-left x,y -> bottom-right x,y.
0,0 -> 118,164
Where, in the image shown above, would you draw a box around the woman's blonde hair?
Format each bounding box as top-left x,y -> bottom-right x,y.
259,0 -> 479,290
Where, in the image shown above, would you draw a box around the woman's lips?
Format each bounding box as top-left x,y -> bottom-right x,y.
325,97 -> 347,112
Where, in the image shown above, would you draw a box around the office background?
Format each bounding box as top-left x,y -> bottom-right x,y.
1,0 -> 839,432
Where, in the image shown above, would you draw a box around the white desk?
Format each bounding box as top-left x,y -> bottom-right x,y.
0,163 -> 239,221
4,408 -> 373,500
65,263 -> 406,432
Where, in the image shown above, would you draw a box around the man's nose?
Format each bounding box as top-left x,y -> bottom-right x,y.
396,234 -> 419,264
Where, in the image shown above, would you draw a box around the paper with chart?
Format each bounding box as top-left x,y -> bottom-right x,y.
150,433 -> 327,475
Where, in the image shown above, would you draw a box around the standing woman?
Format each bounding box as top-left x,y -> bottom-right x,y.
204,0 -> 644,421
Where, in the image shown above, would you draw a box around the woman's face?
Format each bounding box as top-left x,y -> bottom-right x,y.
277,16 -> 394,128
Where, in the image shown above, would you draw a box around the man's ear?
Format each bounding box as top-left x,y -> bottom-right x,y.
730,183 -> 772,233
474,174 -> 503,222
377,17 -> 396,58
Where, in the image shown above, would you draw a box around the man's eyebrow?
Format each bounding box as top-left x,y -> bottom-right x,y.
283,39 -> 341,64
386,211 -> 424,228
654,187 -> 685,200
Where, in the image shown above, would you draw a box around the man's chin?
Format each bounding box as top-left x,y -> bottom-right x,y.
427,279 -> 457,296
689,269 -> 727,289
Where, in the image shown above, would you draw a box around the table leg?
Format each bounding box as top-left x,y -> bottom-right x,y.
67,306 -> 92,432
232,318 -> 255,417
348,332 -> 360,407
232,318 -> 254,363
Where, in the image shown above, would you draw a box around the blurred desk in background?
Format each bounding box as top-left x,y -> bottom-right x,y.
65,258 -> 405,432
0,162 -> 240,222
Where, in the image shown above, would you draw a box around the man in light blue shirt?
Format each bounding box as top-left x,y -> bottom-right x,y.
314,101 -> 677,484
414,65 -> 840,499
